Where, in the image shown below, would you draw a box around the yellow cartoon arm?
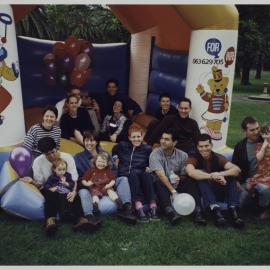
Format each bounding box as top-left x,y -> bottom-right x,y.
0,61 -> 18,81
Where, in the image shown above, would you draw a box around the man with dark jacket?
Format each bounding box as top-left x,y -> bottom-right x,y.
232,116 -> 270,217
145,97 -> 200,155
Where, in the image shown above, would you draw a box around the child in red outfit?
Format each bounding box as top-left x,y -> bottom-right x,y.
82,152 -> 120,214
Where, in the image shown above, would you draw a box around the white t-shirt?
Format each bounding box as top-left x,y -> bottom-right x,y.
32,151 -> 78,186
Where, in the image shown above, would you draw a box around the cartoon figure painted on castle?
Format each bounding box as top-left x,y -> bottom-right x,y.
196,66 -> 229,140
0,13 -> 19,126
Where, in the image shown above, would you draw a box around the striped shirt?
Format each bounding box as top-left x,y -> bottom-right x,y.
24,124 -> 61,158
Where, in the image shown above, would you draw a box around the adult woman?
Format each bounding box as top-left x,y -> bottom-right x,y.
24,105 -> 61,159
60,94 -> 94,145
74,131 -> 136,224
100,99 -> 130,143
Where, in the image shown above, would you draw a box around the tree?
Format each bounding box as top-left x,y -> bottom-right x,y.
16,5 -> 130,43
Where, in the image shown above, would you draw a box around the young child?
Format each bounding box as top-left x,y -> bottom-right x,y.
44,158 -> 75,194
82,152 -> 121,214
246,124 -> 270,191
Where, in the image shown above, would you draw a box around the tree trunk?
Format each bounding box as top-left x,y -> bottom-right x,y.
241,67 -> 251,85
235,63 -> 241,78
255,55 -> 262,79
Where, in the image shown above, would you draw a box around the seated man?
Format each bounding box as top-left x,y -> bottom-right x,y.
22,137 -> 100,236
55,87 -> 100,133
145,97 -> 200,155
154,92 -> 178,120
149,128 -> 206,225
94,79 -> 142,121
232,116 -> 270,219
186,134 -> 244,229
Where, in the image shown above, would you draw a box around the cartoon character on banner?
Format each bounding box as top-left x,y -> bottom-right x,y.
0,13 -> 19,126
196,66 -> 229,140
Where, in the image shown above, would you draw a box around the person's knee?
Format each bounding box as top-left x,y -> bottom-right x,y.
116,176 -> 129,186
78,188 -> 92,200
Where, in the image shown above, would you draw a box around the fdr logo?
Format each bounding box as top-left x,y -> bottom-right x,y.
205,38 -> 222,58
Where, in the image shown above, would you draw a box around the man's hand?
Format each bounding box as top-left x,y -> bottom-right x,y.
67,190 -> 76,202
216,175 -> 227,186
20,176 -> 33,184
49,187 -> 57,192
110,134 -> 117,143
210,172 -> 222,180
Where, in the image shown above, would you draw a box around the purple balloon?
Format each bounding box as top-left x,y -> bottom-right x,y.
60,54 -> 74,72
46,61 -> 57,74
9,146 -> 32,177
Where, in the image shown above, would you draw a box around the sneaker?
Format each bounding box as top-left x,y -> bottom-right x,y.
93,203 -> 101,216
117,203 -> 137,224
45,217 -> 57,237
149,207 -> 160,221
86,214 -> 102,227
137,208 -> 149,223
228,207 -> 245,229
212,207 -> 227,227
165,207 -> 182,225
73,217 -> 97,232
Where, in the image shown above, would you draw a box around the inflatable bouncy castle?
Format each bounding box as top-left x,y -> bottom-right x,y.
0,4 -> 238,219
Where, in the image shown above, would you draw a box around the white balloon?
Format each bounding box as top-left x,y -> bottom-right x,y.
172,193 -> 196,216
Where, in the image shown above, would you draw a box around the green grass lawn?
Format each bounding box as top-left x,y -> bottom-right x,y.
1,71 -> 270,265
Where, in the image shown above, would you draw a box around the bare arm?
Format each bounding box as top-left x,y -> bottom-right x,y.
155,170 -> 177,194
185,164 -> 212,180
221,162 -> 241,177
105,180 -> 115,189
256,140 -> 268,161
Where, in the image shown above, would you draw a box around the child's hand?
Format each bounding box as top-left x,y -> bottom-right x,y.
49,187 -> 57,192
60,176 -> 68,186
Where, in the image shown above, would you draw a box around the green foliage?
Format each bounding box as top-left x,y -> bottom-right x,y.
16,5 -> 130,43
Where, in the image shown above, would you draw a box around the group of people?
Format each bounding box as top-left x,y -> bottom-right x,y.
21,81 -> 270,237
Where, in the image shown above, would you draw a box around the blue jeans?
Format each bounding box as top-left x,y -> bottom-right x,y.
239,182 -> 270,208
198,177 -> 239,209
78,176 -> 132,215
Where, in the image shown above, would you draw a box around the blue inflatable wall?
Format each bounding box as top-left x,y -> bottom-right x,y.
17,36 -> 130,108
146,46 -> 188,114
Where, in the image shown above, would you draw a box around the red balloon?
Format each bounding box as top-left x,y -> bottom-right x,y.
75,53 -> 91,70
65,36 -> 80,58
70,69 -> 86,87
52,42 -> 66,57
46,74 -> 57,86
46,61 -> 57,74
43,53 -> 55,64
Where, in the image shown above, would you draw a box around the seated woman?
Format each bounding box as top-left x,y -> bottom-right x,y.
100,99 -> 130,143
112,125 -> 159,222
24,105 -> 61,159
60,94 -> 94,145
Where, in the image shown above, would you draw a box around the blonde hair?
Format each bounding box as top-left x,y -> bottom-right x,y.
261,124 -> 270,135
52,158 -> 68,172
92,152 -> 112,169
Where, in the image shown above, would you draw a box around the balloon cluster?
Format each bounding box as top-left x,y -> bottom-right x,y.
43,36 -> 93,87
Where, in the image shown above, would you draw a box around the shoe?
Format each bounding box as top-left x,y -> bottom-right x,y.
45,217 -> 57,237
149,207 -> 160,221
117,203 -> 137,224
165,206 -> 182,225
212,207 -> 227,227
137,208 -> 149,223
228,207 -> 245,228
86,214 -> 102,227
72,217 -> 97,232
193,206 -> 207,226
259,209 -> 270,220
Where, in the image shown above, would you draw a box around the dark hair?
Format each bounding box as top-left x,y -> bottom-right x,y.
178,97 -> 192,108
37,137 -> 56,153
42,105 -> 58,119
162,128 -> 178,142
111,99 -> 124,115
66,94 -> 79,103
83,130 -> 100,147
241,116 -> 258,130
196,133 -> 212,145
106,79 -> 119,88
159,92 -> 171,101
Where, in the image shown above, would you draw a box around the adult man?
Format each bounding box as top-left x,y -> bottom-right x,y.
55,87 -> 100,133
232,116 -> 270,219
145,97 -> 200,154
149,128 -> 206,225
186,134 -> 244,228
95,79 -> 142,120
74,131 -> 137,224
22,137 -> 99,236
